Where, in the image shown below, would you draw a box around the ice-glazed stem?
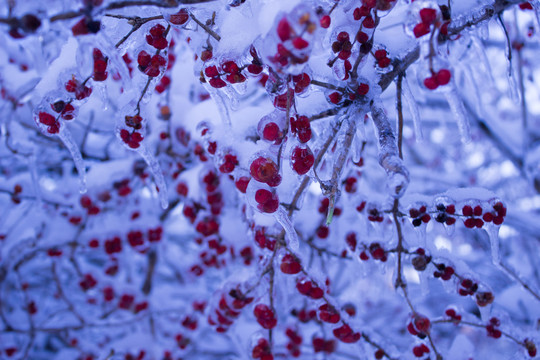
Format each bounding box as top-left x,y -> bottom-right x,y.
137,145 -> 169,209
444,85 -> 471,144
275,207 -> 299,251
370,103 -> 410,198
401,76 -> 423,142
58,127 -> 87,194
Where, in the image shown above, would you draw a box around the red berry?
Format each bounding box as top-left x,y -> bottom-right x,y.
423,76 -> 438,90
413,22 -> 431,38
419,8 -> 437,25
436,69 -> 451,85
170,9 -> 189,25
280,254 -> 302,274
277,17 -> 291,41
320,15 -> 331,28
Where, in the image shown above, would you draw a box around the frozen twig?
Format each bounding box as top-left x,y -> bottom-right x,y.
370,103 -> 410,198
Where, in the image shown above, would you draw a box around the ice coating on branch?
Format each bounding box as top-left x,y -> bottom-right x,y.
274,207 -> 299,251
444,85 -> 471,144
28,152 -> 42,206
401,76 -> 423,142
370,103 -> 409,198
58,127 -> 87,193
487,222 -> 500,265
136,145 -> 169,209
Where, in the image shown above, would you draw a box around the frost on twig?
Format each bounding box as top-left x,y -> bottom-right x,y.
370,103 -> 409,198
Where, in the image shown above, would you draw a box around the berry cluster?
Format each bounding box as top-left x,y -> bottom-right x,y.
486,317 -> 502,339
413,8 -> 438,38
290,146 -> 314,175
252,338 -> 273,360
333,324 -> 361,343
312,337 -> 336,353
137,50 -> 166,77
285,328 -> 302,357
407,313 -> 431,339
270,14 -> 315,68
296,278 -> 324,299
146,24 -> 168,50
409,205 -> 431,227
412,344 -> 430,358
423,68 -> 451,90
92,48 -> 108,81
65,77 -> 92,100
280,254 -> 302,274
254,188 -> 280,213
373,49 -> 391,69
254,304 -> 277,329
289,115 -> 312,143
208,290 -> 253,332
318,304 -> 340,323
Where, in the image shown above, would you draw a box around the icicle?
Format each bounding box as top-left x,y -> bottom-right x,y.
274,207 -> 299,251
471,36 -> 496,88
444,85 -> 471,144
418,268 -> 430,297
478,303 -> 492,322
57,127 -> 87,193
28,152 -> 42,207
463,64 -> 485,117
402,77 -> 423,142
486,224 -> 500,265
136,145 -> 169,209
206,85 -> 232,127
498,17 -> 520,103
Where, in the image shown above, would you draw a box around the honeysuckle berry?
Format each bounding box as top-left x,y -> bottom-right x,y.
476,291 -> 494,307
93,48 -> 108,81
273,88 -> 295,109
423,69 -> 451,90
252,338 -> 273,360
320,15 -> 331,28
328,91 -> 342,104
71,17 -> 101,36
408,313 -> 430,338
486,317 -> 502,338
280,254 -> 302,274
318,304 -> 340,323
118,294 -> 135,310
235,176 -> 250,193
120,129 -> 143,149
104,236 -> 122,255
345,232 -> 357,251
458,278 -> 478,296
313,337 -> 336,353
146,24 -> 168,49
79,273 -> 97,290
169,9 -> 189,25
525,339 -> 537,357
445,308 -> 462,323
218,154 -> 238,173
367,206 -> 384,222
65,78 -> 92,100
292,73 -> 311,93
333,324 -> 361,343
250,157 -> 281,187
291,145 -> 314,175
412,344 -> 430,357
254,189 -> 279,213
412,249 -> 431,271
290,115 -> 312,143
254,304 -> 277,329
433,263 -> 454,280
296,279 -> 324,299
